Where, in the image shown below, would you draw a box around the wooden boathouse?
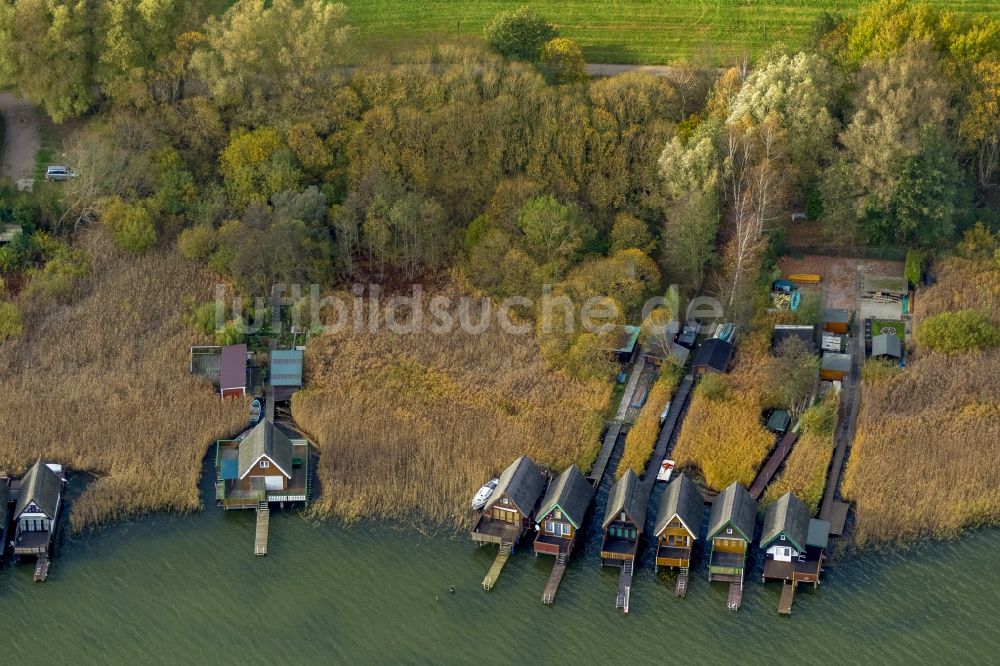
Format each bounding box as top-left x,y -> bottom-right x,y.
12,460 -> 66,581
534,465 -> 593,605
761,492 -> 830,614
600,469 -> 647,613
706,482 -> 757,611
472,456 -> 547,590
653,473 -> 704,597
600,469 -> 646,567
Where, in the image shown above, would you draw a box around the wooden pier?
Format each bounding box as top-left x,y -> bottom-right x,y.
675,569 -> 689,598
615,560 -> 634,613
727,582 -> 743,611
33,554 -> 50,582
482,543 -> 512,590
778,581 -> 795,615
542,557 -> 568,605
748,432 -> 798,501
254,502 -> 269,556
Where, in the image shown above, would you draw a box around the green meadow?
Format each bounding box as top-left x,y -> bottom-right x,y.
342,0 -> 1000,64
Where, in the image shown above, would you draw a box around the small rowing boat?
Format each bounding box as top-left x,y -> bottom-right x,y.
656,459 -> 675,482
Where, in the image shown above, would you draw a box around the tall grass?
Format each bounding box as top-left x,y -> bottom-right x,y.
0,230 -> 248,531
762,393 -> 839,514
842,257 -> 1000,545
672,339 -> 775,490
291,291 -> 610,528
616,368 -> 680,479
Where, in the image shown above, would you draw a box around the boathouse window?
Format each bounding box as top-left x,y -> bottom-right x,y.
620,512 -> 627,522
554,510 -> 562,520
545,520 -> 555,534
260,460 -> 270,468
559,523 -> 571,536
780,535 -> 786,541
726,528 -> 733,535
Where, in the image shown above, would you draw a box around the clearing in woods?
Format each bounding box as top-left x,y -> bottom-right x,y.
341,0 -> 1000,65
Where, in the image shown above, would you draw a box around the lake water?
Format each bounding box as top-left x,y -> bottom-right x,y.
1,467 -> 998,666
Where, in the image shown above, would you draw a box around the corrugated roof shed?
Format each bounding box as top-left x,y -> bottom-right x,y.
760,492 -> 810,552
693,338 -> 734,372
270,349 -> 303,387
536,465 -> 593,529
707,482 -> 757,541
823,309 -> 850,324
15,460 -> 61,519
654,473 -> 704,538
238,419 -> 294,479
220,344 -> 247,391
602,469 -> 648,531
872,333 -> 902,359
485,455 -> 546,516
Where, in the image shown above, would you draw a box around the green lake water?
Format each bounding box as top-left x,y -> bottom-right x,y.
1,470 -> 998,664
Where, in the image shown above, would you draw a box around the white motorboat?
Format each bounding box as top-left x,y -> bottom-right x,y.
656,459 -> 675,482
471,477 -> 499,511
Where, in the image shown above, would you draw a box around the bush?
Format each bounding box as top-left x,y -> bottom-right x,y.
101,197 -> 156,254
186,302 -> 224,336
697,373 -> 730,400
483,6 -> 556,60
539,37 -> 586,84
22,248 -> 90,304
177,224 -> 218,262
862,357 -> 901,383
904,249 -> 924,287
0,300 -> 22,340
214,318 -> 245,346
916,309 -> 1000,355
609,212 -> 654,254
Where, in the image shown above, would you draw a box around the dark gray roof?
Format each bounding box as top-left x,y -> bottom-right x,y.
823,309 -> 850,323
821,353 -> 852,372
693,338 -> 734,372
707,482 -> 757,541
654,473 -> 704,538
772,325 -> 815,352
15,460 -> 61,519
602,469 -> 648,531
238,419 -> 294,478
807,518 -> 830,549
761,492 -> 810,552
536,465 -> 593,529
872,333 -> 902,359
220,344 -> 247,390
485,455 -> 545,516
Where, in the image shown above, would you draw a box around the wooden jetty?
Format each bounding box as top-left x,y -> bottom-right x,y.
588,422 -> 624,485
255,501 -> 269,556
482,544 -> 511,590
542,557 -> 568,605
727,582 -> 743,611
827,501 -> 850,536
778,581 -> 795,614
748,432 -> 798,501
34,554 -> 50,582
615,560 -> 633,613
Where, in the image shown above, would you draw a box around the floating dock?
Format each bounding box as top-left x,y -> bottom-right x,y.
482,543 -> 511,590
254,502 -> 269,556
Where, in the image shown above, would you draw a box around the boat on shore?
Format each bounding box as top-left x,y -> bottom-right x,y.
471,478 -> 499,511
656,459 -> 675,482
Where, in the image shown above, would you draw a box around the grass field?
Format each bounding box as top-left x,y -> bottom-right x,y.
872,318 -> 905,340
342,0 -> 1000,64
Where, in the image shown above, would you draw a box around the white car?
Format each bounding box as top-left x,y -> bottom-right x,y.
44,166 -> 77,181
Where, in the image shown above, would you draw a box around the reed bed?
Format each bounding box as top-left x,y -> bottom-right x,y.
616,369 -> 680,479
291,293 -> 610,528
0,231 -> 248,531
762,393 -> 839,514
843,257 -> 1000,545
672,341 -> 775,490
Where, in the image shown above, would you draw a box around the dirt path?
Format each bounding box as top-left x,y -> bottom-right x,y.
585,63 -> 687,78
0,92 -> 41,186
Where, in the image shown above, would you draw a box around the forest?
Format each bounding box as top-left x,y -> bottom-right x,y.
0,0 -> 997,533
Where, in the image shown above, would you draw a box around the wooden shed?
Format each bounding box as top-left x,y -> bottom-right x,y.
772,325 -> 815,353
820,352 -> 851,381
472,455 -> 546,549
608,325 -> 641,365
871,333 -> 902,360
692,338 -> 734,375
760,492 -> 827,588
823,309 -> 850,335
534,465 -> 593,558
706,482 -> 757,584
600,469 -> 647,567
653,473 -> 703,573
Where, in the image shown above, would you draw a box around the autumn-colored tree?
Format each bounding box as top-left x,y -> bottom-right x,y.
960,57 -> 1000,187
540,37 -> 586,84
483,5 -> 555,60
219,127 -> 301,209
100,196 -> 157,254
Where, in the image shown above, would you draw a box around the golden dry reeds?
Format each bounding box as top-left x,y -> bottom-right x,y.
616,369 -> 680,479
762,393 -> 839,514
843,257 -> 1000,545
672,338 -> 775,490
0,230 -> 248,531
291,291 -> 610,528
